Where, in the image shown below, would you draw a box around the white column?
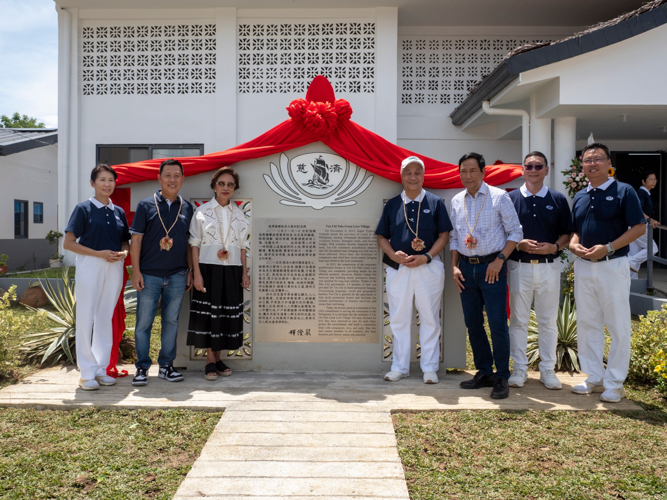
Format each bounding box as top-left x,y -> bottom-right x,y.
530,93 -> 552,185
215,8 -> 237,152
554,117 -> 577,200
375,7 -> 398,143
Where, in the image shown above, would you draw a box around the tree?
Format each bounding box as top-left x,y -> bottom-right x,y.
0,112 -> 45,129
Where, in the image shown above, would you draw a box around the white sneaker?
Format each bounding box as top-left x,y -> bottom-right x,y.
384,371 -> 408,382
600,387 -> 626,403
79,378 -> 100,391
423,372 -> 438,384
539,369 -> 562,390
95,375 -> 117,386
508,368 -> 527,388
571,380 -> 604,394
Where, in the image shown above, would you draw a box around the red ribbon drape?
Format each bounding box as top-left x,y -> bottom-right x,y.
108,189 -> 133,378
111,76 -> 522,189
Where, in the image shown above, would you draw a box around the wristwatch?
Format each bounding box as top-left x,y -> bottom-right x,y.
497,253 -> 507,262
186,268 -> 193,272
606,243 -> 615,256
425,252 -> 433,264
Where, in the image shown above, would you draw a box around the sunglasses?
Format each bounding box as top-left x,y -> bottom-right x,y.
523,164 -> 546,171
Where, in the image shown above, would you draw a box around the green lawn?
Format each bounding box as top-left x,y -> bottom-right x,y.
0,408 -> 221,499
1,267 -> 75,279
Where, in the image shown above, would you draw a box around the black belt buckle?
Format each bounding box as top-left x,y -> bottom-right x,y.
468,257 -> 480,264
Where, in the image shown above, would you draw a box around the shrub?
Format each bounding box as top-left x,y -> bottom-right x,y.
652,350 -> 667,395
560,261 -> 575,304
0,286 -> 43,361
628,304 -> 667,383
526,298 -> 580,373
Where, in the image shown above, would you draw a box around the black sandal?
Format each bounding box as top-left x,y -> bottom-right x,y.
216,360 -> 232,377
205,363 -> 218,381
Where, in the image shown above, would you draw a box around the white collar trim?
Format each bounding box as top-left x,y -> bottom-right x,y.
640,186 -> 651,194
520,183 -> 548,198
90,196 -> 115,210
586,178 -> 615,192
402,188 -> 426,203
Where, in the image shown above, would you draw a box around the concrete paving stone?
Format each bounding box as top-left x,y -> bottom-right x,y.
174,477 -> 409,497
205,432 -> 399,447
186,460 -> 406,479
229,401 -> 385,412
222,411 -> 393,423
196,445 -> 401,462
216,421 -> 395,434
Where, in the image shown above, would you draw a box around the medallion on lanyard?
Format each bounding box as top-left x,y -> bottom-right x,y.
403,193 -> 425,253
213,203 -> 234,261
464,234 -> 478,249
463,189 -> 487,251
159,236 -> 174,251
154,193 -> 182,252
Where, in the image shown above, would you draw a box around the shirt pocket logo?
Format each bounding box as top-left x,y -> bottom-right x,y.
606,196 -> 614,201
423,209 -> 431,213
546,205 -> 554,210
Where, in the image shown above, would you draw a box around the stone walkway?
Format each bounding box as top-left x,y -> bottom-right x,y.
0,366 -> 641,499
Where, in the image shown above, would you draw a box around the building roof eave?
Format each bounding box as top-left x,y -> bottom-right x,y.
449,2 -> 667,127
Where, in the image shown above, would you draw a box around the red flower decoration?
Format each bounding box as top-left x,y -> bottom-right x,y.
286,94 -> 353,138
494,159 -> 504,165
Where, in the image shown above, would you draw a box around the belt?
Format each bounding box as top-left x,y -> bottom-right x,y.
509,257 -> 555,264
582,254 -> 624,263
459,252 -> 500,265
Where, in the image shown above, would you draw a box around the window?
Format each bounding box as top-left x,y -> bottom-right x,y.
14,200 -> 28,239
97,144 -> 204,166
34,202 -> 44,224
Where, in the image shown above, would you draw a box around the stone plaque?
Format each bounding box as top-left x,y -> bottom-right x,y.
255,218 -> 379,343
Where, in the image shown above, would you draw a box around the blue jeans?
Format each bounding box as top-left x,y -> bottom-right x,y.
458,259 -> 510,379
134,270 -> 187,369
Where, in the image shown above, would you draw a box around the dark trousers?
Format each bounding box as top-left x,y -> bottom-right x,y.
458,258 -> 510,379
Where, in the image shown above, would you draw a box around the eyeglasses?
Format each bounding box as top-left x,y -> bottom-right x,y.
582,157 -> 608,165
523,164 -> 545,171
216,181 -> 236,188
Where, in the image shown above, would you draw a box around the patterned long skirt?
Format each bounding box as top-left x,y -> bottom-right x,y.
187,263 -> 244,351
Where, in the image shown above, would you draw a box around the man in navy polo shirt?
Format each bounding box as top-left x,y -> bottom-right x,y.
376,156 -> 452,384
507,151 -> 573,391
130,159 -> 194,386
570,143 -> 645,403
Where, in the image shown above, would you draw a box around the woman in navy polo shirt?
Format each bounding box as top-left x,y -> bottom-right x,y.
64,164 -> 131,391
628,170 -> 660,278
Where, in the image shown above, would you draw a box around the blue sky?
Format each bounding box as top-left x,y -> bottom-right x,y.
0,0 -> 58,127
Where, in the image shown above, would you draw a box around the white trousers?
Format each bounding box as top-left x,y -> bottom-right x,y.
75,254 -> 124,380
385,259 -> 445,374
508,260 -> 561,372
628,224 -> 657,276
574,257 -> 631,391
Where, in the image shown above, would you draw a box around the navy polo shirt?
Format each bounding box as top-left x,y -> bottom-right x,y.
571,179 -> 645,257
375,190 -> 453,255
65,198 -> 130,252
130,190 -> 193,277
509,185 -> 573,261
637,187 -> 653,218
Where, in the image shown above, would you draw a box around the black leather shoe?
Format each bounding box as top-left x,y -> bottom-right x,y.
490,378 -> 510,399
460,371 -> 495,389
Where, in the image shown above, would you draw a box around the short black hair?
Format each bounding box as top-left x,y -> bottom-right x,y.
159,159 -> 184,175
582,143 -> 611,160
524,151 -> 548,165
642,170 -> 656,182
458,152 -> 485,171
90,164 -> 117,182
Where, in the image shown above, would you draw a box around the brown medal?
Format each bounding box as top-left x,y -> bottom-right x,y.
160,236 -> 174,251
411,237 -> 425,251
217,249 -> 230,261
154,193 -> 183,251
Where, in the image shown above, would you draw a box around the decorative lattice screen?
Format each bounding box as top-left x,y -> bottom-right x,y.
398,36 -> 560,108
237,21 -> 376,95
81,23 -> 217,96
